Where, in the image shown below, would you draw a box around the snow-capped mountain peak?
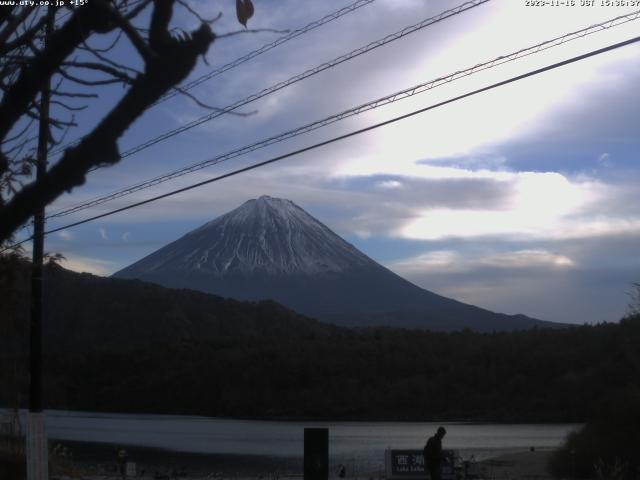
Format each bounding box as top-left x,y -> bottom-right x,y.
116,196 -> 373,277
114,196 -> 552,331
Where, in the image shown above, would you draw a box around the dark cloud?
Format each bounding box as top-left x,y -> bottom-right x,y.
328,174 -> 513,210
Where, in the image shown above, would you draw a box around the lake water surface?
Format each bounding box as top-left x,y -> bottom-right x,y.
5,409 -> 579,471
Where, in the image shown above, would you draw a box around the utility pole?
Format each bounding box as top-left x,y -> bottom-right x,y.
27,7 -> 54,480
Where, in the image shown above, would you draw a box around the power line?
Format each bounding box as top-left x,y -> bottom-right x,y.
1,33 -> 631,254
48,0 -> 376,158
47,9 -> 640,220
47,0 -> 491,216
116,0 -> 489,159
158,0 -> 377,104
6,0 -> 377,239
49,0 -> 490,162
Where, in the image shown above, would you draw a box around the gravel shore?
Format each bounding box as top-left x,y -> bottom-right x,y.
50,440 -> 301,478
477,449 -> 554,479
50,440 -> 555,479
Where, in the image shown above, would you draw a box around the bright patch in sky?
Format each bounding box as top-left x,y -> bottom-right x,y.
391,249 -> 576,274
400,170 -> 601,240
60,255 -> 115,277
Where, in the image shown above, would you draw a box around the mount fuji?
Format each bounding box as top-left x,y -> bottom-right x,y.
113,196 -> 556,331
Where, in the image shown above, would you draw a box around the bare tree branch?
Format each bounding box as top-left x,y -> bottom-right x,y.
0,0 -> 217,242
61,61 -> 136,84
1,117 -> 35,146
177,0 -> 222,25
57,68 -> 128,86
47,116 -> 78,130
3,134 -> 36,157
0,0 -> 118,142
49,119 -> 74,147
172,85 -> 256,116
0,6 -> 16,28
0,6 -> 36,48
0,15 -> 47,56
78,29 -> 124,53
51,90 -> 99,99
107,3 -> 157,62
125,0 -> 153,20
81,39 -> 142,75
50,100 -> 88,112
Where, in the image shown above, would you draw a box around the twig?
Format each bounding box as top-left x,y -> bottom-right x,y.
125,0 -> 153,20
81,39 -> 143,75
61,61 -> 135,84
50,119 -> 74,147
78,29 -> 124,53
3,134 -> 36,156
51,90 -> 99,99
1,117 -> 35,145
107,2 -> 157,62
176,0 -> 222,25
50,100 -> 88,112
57,68 -> 129,87
172,85 -> 257,116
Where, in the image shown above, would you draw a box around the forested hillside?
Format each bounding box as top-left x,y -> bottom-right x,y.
27,316 -> 640,422
1,259 -> 340,352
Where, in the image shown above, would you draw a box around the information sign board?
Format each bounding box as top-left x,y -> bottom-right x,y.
385,449 -> 458,480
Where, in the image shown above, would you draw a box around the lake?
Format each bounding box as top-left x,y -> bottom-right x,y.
4,409 -> 579,472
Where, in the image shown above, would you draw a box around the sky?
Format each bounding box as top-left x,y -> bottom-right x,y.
14,0 -> 640,325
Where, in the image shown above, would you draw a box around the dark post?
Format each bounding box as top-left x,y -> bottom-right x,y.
27,8 -> 53,480
29,1 -> 53,418
304,427 -> 328,480
29,91 -> 48,412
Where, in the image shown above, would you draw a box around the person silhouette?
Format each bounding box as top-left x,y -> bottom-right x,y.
423,427 -> 446,480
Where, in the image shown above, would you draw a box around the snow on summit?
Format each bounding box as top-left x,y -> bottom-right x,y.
116,196 -> 373,277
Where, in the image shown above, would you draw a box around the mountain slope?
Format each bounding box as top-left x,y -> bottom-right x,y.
45,266 -> 341,351
1,258 -> 340,353
114,196 -> 557,331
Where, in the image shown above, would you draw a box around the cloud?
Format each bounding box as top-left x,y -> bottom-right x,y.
99,227 -> 109,240
390,249 -> 576,275
598,152 -> 612,167
62,160 -> 640,249
376,180 -> 403,189
122,232 -> 130,242
57,230 -> 73,241
385,234 -> 639,324
394,169 -> 640,241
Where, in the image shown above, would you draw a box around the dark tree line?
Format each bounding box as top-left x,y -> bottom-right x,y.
1,315 -> 634,423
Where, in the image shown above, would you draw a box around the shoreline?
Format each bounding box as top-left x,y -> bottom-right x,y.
50,440 -> 301,477
477,450 -> 554,479
3,407 -> 583,424
49,439 -> 555,478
